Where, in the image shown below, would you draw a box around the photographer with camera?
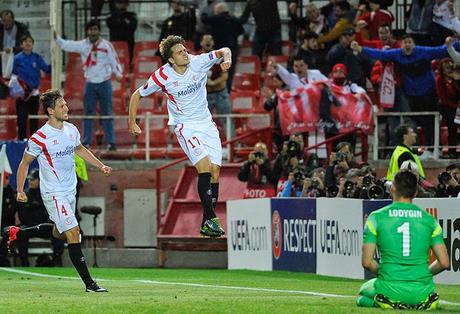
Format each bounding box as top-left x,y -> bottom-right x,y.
238,142 -> 276,198
436,163 -> 460,198
273,133 -> 319,183
325,141 -> 357,191
300,168 -> 326,197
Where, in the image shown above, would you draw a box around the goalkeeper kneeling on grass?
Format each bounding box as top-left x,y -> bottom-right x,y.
357,170 -> 450,310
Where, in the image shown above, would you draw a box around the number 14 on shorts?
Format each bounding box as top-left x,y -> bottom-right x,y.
53,195 -> 69,216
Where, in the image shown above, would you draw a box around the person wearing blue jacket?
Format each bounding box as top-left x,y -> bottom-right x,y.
351,34 -> 459,148
12,34 -> 51,140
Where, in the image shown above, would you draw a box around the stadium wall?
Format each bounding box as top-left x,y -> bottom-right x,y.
227,198 -> 460,285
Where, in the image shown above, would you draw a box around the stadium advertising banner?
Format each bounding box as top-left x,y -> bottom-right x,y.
271,198 -> 316,273
226,198 -> 272,271
316,198 -> 364,279
413,198 -> 460,285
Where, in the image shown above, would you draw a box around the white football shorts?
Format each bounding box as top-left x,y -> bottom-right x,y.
174,120 -> 222,166
42,191 -> 78,234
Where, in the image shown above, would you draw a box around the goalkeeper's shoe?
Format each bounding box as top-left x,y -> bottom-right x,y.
375,294 -> 411,310
415,293 -> 440,311
86,282 -> 108,293
4,226 -> 20,253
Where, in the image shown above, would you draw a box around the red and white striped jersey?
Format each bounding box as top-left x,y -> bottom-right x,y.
138,51 -> 221,125
25,122 -> 80,194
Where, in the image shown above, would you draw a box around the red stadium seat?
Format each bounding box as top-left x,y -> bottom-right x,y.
0,98 -> 16,140
231,73 -> 260,92
133,56 -> 163,74
40,73 -> 51,93
281,40 -> 294,56
111,41 -> 129,60
133,41 -> 160,59
236,55 -> 261,74
230,91 -> 259,113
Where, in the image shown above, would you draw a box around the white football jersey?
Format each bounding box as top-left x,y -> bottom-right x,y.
25,122 -> 80,195
138,51 -> 221,125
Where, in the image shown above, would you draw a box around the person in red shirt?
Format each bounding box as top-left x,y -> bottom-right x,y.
357,0 -> 394,40
435,57 -> 460,158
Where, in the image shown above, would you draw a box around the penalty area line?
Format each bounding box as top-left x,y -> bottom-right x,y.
1,267 -> 460,306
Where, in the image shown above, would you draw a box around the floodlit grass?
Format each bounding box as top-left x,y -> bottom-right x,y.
0,267 -> 459,313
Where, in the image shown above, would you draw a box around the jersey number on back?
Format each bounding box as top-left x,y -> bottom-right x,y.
397,222 -> 410,256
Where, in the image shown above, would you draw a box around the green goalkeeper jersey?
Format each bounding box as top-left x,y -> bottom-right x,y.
363,202 -> 444,304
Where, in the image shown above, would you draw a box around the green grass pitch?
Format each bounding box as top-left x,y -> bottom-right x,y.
0,267 -> 459,313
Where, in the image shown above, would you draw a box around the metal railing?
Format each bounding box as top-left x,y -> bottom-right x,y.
372,111 -> 440,161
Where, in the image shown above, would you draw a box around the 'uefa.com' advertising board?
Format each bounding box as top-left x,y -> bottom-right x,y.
226,198 -> 460,284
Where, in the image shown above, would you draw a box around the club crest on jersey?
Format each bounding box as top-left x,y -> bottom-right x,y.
173,81 -> 179,87
53,139 -> 58,145
192,75 -> 197,81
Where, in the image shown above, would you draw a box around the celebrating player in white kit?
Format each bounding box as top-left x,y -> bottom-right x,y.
128,35 -> 231,237
9,89 -> 112,292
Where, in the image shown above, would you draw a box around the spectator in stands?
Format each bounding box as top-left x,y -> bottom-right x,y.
356,24 -> 411,151
0,173 -> 17,266
320,0 -> 339,29
0,10 -> 29,58
325,141 -> 356,191
326,28 -> 371,87
54,19 -> 123,151
12,35 -> 51,141
436,163 -> 460,197
267,54 -> 328,90
386,124 -> 426,181
202,1 -> 244,91
240,0 -> 282,59
196,0 -> 219,50
91,0 -> 116,17
159,0 -> 196,44
352,34 -> 459,148
356,0 -> 393,40
406,0 -> 435,46
318,1 -> 355,45
106,0 -> 138,62
14,169 -> 65,266
201,34 -> 233,137
238,142 -> 277,198
435,56 -> 460,158
296,32 -> 328,74
262,76 -> 286,152
432,0 -> 457,46
288,3 -> 328,42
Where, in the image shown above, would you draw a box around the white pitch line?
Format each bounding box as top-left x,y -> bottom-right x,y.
1,268 -> 460,307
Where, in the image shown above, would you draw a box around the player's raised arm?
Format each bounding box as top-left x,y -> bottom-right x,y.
75,144 -> 112,175
16,152 -> 36,203
128,89 -> 142,136
215,47 -> 232,72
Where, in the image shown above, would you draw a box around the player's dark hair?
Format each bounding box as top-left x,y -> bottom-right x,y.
19,34 -> 34,44
394,124 -> 410,144
40,89 -> 63,116
393,170 -> 418,198
85,19 -> 101,32
160,35 -> 186,64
